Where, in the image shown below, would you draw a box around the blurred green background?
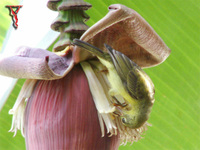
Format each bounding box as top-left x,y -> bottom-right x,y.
0,0 -> 199,150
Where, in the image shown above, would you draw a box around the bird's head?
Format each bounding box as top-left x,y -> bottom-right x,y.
120,97 -> 154,129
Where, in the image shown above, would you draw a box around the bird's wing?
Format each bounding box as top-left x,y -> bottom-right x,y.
104,44 -> 142,99
104,44 -> 138,81
126,69 -> 141,99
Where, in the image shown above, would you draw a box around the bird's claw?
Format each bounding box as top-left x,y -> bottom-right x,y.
112,96 -> 128,108
113,106 -> 123,117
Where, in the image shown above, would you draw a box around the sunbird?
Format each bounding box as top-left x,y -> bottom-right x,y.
73,39 -> 155,129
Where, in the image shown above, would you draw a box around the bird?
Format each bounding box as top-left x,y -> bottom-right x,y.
73,39 -> 155,129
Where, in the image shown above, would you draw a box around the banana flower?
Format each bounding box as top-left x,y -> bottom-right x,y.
0,3 -> 170,150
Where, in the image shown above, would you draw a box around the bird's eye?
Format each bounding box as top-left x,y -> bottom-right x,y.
121,118 -> 127,124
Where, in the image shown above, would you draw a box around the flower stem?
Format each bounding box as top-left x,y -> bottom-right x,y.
47,0 -> 91,51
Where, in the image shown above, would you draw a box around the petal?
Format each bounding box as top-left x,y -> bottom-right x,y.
0,46 -> 74,79
74,4 -> 171,68
24,64 -> 120,150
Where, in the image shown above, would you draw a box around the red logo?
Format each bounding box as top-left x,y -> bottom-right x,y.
6,5 -> 23,29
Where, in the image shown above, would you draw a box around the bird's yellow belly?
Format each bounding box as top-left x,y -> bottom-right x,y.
107,68 -> 133,101
99,58 -> 135,104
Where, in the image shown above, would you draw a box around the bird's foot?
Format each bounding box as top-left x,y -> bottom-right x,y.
113,106 -> 123,116
112,96 -> 128,108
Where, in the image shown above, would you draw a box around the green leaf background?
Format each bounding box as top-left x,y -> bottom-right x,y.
0,0 -> 199,149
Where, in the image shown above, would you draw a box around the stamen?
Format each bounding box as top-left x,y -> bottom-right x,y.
80,61 -> 116,136
9,79 -> 37,136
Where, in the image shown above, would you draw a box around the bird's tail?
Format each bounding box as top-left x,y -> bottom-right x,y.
73,39 -> 105,58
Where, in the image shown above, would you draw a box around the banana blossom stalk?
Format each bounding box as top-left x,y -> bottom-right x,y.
0,4 -> 170,149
